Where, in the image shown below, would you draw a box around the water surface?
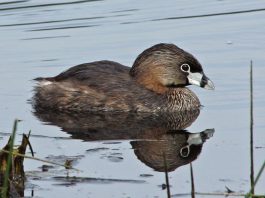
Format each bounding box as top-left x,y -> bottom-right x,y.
0,0 -> 265,197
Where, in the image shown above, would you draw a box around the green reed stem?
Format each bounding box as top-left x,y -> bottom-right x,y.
246,61 -> 265,197
163,152 -> 171,198
1,119 -> 18,198
249,60 -> 255,195
253,160 -> 265,188
190,163 -> 195,198
0,149 -> 80,171
247,160 -> 265,197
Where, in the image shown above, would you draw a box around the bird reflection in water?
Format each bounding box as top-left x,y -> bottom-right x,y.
33,108 -> 214,172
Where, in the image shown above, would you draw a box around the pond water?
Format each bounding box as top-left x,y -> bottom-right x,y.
0,0 -> 265,197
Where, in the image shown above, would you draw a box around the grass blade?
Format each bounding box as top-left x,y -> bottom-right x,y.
163,152 -> 171,198
190,163 -> 195,198
1,119 -> 19,198
249,60 -> 255,195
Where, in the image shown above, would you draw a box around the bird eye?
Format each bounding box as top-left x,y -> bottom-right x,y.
180,64 -> 190,73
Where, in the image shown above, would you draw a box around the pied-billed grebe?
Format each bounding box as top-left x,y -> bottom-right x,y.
33,43 -> 214,113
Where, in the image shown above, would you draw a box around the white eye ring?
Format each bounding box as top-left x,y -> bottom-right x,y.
180,64 -> 190,73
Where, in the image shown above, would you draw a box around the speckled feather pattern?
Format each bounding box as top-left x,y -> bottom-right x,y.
33,61 -> 200,113
33,43 -> 203,113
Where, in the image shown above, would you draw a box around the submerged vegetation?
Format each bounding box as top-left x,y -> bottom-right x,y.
0,120 -> 78,197
0,119 -> 27,197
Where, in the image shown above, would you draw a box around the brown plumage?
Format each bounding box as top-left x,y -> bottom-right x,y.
32,43 -> 214,113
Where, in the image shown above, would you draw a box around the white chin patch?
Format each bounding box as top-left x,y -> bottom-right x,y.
39,80 -> 53,87
187,72 -> 203,86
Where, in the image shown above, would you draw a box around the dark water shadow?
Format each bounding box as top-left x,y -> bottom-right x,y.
33,109 -> 214,172
121,7 -> 265,25
151,8 -> 265,22
0,0 -> 102,11
0,17 -> 105,27
51,176 -> 146,185
0,0 -> 29,6
28,24 -> 99,32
